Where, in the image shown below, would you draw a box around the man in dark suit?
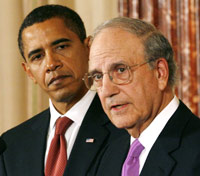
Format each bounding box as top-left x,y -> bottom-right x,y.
85,17 -> 200,175
0,5 -> 126,176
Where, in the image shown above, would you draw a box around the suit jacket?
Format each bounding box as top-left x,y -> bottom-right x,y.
0,95 -> 127,176
0,137 -> 6,155
88,101 -> 200,176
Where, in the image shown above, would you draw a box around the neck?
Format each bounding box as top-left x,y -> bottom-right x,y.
51,88 -> 88,114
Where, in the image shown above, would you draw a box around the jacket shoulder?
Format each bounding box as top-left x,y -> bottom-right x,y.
1,108 -> 50,143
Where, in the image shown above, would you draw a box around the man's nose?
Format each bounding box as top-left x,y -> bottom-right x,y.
45,51 -> 62,72
99,74 -> 119,97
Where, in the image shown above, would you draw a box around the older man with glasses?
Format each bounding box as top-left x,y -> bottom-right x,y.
85,17 -> 200,176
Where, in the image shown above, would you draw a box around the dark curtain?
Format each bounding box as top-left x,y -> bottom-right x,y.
118,0 -> 200,116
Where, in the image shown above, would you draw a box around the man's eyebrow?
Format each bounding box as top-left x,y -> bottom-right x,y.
51,38 -> 72,46
28,49 -> 42,59
89,62 -> 127,75
27,38 -> 72,59
88,69 -> 104,76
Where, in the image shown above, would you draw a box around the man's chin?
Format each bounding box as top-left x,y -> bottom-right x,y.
54,93 -> 75,103
111,120 -> 128,129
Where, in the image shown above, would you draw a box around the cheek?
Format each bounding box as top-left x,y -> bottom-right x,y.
73,62 -> 88,78
98,93 -> 108,112
79,59 -> 88,73
68,56 -> 88,76
29,65 -> 46,84
124,85 -> 155,119
118,85 -> 147,115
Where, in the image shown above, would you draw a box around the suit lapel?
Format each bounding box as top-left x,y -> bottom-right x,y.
93,133 -> 130,176
140,139 -> 176,176
64,96 -> 112,175
140,101 -> 191,176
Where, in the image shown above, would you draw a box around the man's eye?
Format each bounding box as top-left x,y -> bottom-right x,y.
92,74 -> 103,81
31,54 -> 43,62
56,44 -> 69,50
117,67 -> 126,73
115,65 -> 127,73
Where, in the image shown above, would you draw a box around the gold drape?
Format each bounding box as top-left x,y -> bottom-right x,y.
0,0 -> 118,134
119,0 -> 200,116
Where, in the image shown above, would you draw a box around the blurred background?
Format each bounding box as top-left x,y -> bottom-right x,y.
0,0 -> 199,134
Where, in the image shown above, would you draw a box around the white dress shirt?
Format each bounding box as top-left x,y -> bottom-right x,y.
44,90 -> 96,166
130,96 -> 179,174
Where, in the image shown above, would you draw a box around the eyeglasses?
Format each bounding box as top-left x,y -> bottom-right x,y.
83,60 -> 154,91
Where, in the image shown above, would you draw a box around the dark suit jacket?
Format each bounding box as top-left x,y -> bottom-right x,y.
0,137 -> 6,155
0,95 -> 127,176
88,101 -> 200,176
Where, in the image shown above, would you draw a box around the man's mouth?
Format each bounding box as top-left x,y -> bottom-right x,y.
48,75 -> 71,86
110,103 -> 129,110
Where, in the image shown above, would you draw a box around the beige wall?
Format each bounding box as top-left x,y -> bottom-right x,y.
0,0 -> 118,134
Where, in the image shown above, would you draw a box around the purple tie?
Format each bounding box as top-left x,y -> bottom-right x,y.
122,139 -> 144,176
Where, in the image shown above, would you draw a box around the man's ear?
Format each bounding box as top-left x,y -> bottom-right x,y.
155,58 -> 169,90
84,36 -> 92,49
22,62 -> 37,84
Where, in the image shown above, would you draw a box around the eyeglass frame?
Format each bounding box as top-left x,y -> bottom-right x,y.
83,59 -> 156,91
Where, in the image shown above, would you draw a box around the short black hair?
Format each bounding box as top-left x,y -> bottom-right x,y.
18,4 -> 86,60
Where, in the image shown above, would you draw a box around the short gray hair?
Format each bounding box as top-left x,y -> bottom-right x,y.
91,17 -> 177,87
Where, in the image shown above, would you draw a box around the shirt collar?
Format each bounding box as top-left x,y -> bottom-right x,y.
49,90 -> 96,130
131,96 -> 179,147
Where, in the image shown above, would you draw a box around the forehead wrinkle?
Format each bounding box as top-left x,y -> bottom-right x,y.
89,27 -> 143,72
90,43 -> 134,73
90,45 -> 124,64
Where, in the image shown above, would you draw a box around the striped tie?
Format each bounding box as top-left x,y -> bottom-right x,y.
45,117 -> 73,176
